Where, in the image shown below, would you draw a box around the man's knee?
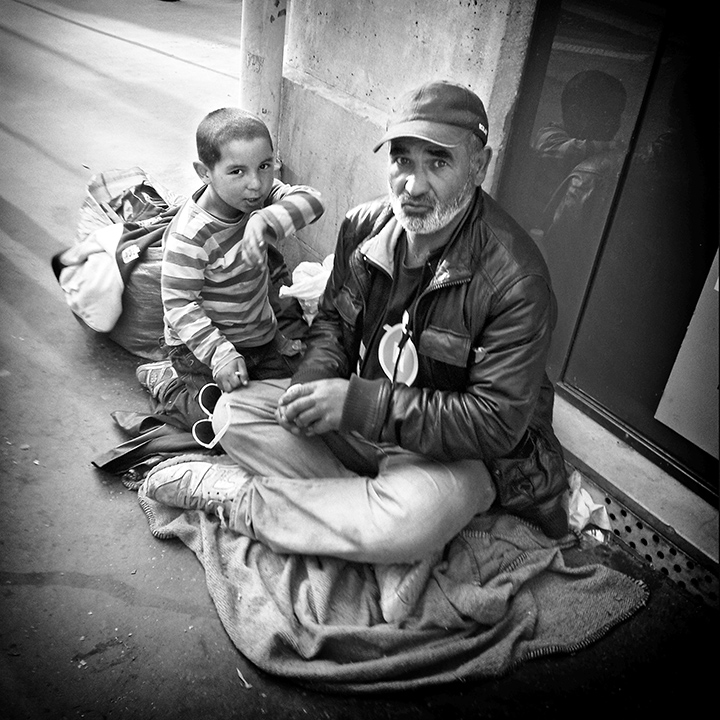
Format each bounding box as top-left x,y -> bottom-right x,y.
361,466 -> 494,562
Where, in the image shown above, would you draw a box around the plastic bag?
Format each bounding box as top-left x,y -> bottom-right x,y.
279,255 -> 334,324
56,224 -> 125,332
567,470 -> 612,539
54,168 -> 179,357
76,167 -> 183,242
108,245 -> 165,360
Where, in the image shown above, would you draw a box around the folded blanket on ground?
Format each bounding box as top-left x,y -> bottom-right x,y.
136,492 -> 648,692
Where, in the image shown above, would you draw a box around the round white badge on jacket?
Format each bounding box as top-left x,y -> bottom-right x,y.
378,311 -> 419,386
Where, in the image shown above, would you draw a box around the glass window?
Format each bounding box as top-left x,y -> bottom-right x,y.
499,0 -> 664,379
565,11 -> 718,497
497,0 -> 718,500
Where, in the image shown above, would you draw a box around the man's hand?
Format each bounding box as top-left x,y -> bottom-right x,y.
275,379 -> 349,436
241,213 -> 272,268
214,356 -> 249,392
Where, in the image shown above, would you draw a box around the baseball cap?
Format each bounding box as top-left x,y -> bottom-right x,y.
373,80 -> 489,153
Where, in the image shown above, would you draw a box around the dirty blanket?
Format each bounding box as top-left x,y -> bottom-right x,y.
137,492 -> 648,692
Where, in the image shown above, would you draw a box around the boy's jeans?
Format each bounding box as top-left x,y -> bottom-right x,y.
155,334 -> 303,430
212,379 -> 496,564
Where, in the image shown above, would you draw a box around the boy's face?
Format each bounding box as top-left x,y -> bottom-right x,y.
196,136 -> 274,219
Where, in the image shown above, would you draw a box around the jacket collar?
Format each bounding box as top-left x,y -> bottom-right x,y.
358,213 -> 404,275
358,190 -> 483,285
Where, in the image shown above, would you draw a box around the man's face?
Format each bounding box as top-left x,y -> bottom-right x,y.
388,137 -> 483,235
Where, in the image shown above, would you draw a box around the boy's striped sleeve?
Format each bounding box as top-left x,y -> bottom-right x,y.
256,181 -> 324,240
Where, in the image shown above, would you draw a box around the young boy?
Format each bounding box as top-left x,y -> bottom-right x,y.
136,107 -> 324,433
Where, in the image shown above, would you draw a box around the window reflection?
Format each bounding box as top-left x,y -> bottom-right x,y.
499,0 -> 663,379
498,0 -> 718,493
565,18 -> 718,490
529,69 -> 627,243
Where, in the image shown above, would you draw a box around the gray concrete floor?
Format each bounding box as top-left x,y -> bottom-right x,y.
0,1 -> 717,718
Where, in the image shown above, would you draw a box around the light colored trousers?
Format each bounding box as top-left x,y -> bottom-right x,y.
212,378 -> 496,564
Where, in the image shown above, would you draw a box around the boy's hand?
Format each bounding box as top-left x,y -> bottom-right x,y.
241,213 -> 272,268
214,356 -> 249,392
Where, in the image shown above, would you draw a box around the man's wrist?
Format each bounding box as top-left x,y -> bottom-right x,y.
340,375 -> 389,440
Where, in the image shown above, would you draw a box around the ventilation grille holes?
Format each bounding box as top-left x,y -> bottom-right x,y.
601,493 -> 718,610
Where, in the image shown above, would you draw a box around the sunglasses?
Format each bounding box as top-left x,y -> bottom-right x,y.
191,383 -> 230,449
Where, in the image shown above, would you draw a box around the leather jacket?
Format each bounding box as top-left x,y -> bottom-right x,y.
292,189 -> 569,536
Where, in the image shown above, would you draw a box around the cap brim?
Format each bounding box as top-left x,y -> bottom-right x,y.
372,121 -> 471,153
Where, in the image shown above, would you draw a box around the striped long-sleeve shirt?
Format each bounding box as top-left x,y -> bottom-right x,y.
162,179 -> 324,375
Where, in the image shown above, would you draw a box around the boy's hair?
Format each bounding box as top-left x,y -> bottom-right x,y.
196,108 -> 273,168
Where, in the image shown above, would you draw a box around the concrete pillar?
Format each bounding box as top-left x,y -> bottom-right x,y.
238,0 -> 288,150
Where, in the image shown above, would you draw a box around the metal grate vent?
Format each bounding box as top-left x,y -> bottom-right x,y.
599,490 -> 718,610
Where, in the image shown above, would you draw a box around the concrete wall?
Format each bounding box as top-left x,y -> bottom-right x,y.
275,0 -> 537,266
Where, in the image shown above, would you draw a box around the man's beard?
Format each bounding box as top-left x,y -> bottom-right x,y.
389,176 -> 475,235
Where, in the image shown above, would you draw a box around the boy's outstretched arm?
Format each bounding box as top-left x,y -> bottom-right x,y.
240,181 -> 324,267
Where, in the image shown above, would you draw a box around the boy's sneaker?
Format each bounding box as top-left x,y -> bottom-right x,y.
136,360 -> 178,398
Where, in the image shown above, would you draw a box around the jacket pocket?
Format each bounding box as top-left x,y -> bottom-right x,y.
418,325 -> 471,367
489,427 -> 569,538
490,428 -> 566,509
